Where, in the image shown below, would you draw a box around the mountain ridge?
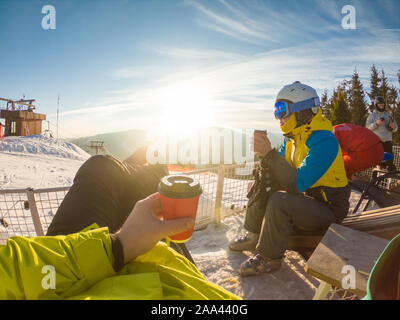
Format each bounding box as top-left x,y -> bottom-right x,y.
68,127 -> 284,163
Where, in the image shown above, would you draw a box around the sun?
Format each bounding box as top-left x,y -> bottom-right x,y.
153,82 -> 215,137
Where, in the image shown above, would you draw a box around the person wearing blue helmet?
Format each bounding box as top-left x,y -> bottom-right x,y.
230,82 -> 350,277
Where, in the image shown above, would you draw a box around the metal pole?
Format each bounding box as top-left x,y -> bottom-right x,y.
215,165 -> 225,224
26,188 -> 45,236
56,95 -> 59,140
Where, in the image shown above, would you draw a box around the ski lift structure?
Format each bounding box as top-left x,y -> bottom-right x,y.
0,98 -> 46,137
85,140 -> 109,155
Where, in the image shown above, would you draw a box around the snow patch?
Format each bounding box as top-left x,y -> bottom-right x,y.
0,135 -> 90,161
0,135 -> 89,189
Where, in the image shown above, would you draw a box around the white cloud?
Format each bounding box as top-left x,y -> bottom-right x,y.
153,46 -> 244,61
59,1 -> 399,137
189,0 -> 276,44
61,29 -> 399,137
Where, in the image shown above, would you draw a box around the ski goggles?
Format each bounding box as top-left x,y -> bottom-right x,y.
274,97 -> 320,120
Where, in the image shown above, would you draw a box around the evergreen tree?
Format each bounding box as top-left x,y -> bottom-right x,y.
320,90 -> 331,119
380,69 -> 390,101
398,69 -> 400,88
390,86 -> 400,145
349,69 -> 368,126
331,84 -> 351,125
390,72 -> 400,145
368,65 -> 381,110
341,79 -> 352,100
387,85 -> 399,107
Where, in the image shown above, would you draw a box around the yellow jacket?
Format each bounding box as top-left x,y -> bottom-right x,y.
0,228 -> 240,300
281,110 -> 348,191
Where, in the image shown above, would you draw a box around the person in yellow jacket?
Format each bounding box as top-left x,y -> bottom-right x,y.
0,193 -> 240,300
230,82 -> 350,277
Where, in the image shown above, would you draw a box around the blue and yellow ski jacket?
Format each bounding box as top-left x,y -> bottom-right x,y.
264,110 -> 350,221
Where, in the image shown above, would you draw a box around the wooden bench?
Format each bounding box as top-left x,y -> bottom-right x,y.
305,223 -> 389,299
288,204 -> 400,259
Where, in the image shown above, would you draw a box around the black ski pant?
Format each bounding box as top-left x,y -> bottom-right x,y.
244,191 -> 336,259
46,155 -> 168,236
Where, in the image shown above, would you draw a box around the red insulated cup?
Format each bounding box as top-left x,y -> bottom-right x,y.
158,174 -> 202,243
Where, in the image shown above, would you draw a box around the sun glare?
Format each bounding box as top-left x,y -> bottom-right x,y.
153,82 -> 215,137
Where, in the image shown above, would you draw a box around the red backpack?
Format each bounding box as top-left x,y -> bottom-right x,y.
333,123 -> 384,179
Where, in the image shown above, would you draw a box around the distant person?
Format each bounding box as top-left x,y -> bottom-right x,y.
366,96 -> 398,172
229,81 -> 350,277
0,193 -> 239,300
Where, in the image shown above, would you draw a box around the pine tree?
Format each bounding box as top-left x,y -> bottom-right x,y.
398,69 -> 400,88
320,90 -> 330,119
397,70 -> 400,91
390,71 -> 400,145
349,69 -> 368,126
380,69 -> 390,101
368,65 -> 381,110
387,85 -> 398,107
390,86 -> 400,145
331,84 -> 351,125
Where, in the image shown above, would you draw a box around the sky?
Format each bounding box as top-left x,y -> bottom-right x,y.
0,0 -> 399,138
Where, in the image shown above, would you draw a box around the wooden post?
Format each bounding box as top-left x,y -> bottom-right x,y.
313,280 -> 332,300
26,188 -> 45,236
215,165 -> 225,225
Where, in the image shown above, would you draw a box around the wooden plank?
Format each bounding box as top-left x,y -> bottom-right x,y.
0,98 -> 36,108
305,223 -> 389,297
345,215 -> 400,227
345,209 -> 400,221
345,204 -> 400,219
0,110 -> 46,120
344,214 -> 400,232
313,281 -> 332,300
288,206 -> 400,253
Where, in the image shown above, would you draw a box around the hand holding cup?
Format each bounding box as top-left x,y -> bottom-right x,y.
116,193 -> 195,263
251,130 -> 272,158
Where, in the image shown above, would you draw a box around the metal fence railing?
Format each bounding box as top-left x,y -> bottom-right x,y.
355,146 -> 400,190
183,162 -> 255,228
0,187 -> 70,244
0,163 -> 256,244
2,145 -> 398,245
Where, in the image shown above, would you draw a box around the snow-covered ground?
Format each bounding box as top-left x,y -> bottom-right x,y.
0,135 -> 372,299
0,135 -> 90,189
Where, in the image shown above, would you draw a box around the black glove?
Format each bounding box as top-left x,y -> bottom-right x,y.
247,161 -> 273,209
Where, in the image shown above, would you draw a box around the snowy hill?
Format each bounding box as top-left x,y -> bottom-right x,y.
0,135 -> 90,161
0,135 -> 90,189
70,129 -> 148,160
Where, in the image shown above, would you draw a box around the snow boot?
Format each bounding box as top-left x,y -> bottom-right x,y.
229,231 -> 259,252
239,254 -> 282,277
